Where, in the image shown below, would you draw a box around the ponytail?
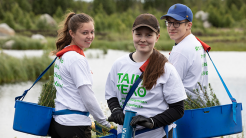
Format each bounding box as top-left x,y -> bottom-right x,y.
142,48 -> 168,90
52,12 -> 94,55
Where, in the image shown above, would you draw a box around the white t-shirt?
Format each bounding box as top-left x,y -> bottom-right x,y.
105,54 -> 187,138
53,51 -> 93,126
168,34 -> 208,99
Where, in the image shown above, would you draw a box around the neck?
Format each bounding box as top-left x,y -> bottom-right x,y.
175,31 -> 191,44
133,50 -> 153,62
70,41 -> 84,51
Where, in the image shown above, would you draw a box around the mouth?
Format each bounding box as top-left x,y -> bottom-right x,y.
138,44 -> 147,46
169,32 -> 176,35
85,40 -> 92,44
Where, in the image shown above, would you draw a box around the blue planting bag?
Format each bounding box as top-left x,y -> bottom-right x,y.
176,50 -> 243,137
176,103 -> 243,138
13,100 -> 54,136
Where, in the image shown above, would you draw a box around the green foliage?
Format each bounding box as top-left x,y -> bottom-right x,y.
15,0 -> 32,12
24,14 -> 33,29
53,6 -> 64,19
3,12 -> 15,29
38,75 -> 56,108
36,18 -> 51,30
93,0 -> 116,15
5,36 -> 45,50
31,0 -> 73,15
0,4 -> 5,20
11,3 -> 24,24
184,83 -> 220,110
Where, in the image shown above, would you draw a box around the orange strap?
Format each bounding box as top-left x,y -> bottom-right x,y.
196,37 -> 211,52
56,45 -> 85,58
139,59 -> 149,72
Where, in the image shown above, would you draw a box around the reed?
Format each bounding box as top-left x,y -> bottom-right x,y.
0,52 -> 54,84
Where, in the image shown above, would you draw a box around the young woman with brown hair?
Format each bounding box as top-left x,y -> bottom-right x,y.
105,13 -> 187,138
48,12 -> 112,138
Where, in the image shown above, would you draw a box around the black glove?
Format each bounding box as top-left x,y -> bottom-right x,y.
130,115 -> 154,129
108,108 -> 125,125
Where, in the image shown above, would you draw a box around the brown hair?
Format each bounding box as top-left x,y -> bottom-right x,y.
52,12 -> 94,55
142,48 -> 168,90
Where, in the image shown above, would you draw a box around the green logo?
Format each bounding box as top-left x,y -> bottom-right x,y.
117,73 -> 146,98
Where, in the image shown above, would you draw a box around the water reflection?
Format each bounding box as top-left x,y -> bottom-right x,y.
1,50 -> 245,138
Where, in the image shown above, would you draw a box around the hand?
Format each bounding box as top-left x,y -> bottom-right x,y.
130,115 -> 154,129
108,108 -> 125,125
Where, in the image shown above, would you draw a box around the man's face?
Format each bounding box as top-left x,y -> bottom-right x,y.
166,17 -> 192,44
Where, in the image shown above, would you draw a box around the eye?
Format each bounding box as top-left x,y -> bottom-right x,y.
82,32 -> 88,35
174,22 -> 180,26
91,31 -> 94,34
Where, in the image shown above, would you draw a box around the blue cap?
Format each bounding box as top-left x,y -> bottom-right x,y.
160,3 -> 193,22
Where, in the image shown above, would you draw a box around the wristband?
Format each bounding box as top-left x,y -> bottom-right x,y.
150,117 -> 155,127
112,107 -> 121,113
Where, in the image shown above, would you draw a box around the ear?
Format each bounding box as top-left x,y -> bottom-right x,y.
155,34 -> 160,42
187,22 -> 192,30
69,30 -> 74,38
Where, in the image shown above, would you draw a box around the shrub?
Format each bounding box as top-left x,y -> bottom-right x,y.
185,83 -> 220,110
3,12 -> 15,29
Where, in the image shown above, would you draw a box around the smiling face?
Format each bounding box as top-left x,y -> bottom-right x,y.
132,26 -> 160,55
166,17 -> 192,44
69,21 -> 94,50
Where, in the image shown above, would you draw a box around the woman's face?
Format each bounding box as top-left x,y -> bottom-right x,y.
69,21 -> 94,50
132,26 -> 160,54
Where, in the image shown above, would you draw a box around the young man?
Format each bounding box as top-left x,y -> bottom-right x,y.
160,3 -> 208,99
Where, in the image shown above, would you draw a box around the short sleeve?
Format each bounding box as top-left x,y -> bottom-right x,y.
105,63 -> 118,100
163,65 -> 187,104
69,58 -> 92,88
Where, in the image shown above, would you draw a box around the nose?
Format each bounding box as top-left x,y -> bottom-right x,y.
87,33 -> 93,39
139,36 -> 146,42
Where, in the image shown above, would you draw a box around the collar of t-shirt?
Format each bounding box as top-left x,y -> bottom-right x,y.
129,52 -> 135,62
56,45 -> 85,58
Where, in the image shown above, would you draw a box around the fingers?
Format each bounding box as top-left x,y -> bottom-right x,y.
116,113 -> 124,125
108,116 -> 113,122
130,116 -> 138,126
138,121 -> 153,129
108,113 -> 125,125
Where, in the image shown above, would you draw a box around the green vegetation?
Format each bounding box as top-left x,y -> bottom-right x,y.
0,0 -> 246,51
38,75 -> 56,108
185,83 -> 220,110
0,52 -> 54,84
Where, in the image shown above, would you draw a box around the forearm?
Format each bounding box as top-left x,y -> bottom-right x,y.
78,85 -> 111,128
152,100 -> 184,128
107,97 -> 121,112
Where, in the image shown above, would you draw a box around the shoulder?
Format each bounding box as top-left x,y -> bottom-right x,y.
172,34 -> 202,58
164,62 -> 177,74
111,54 -> 130,67
62,51 -> 87,65
181,34 -> 201,46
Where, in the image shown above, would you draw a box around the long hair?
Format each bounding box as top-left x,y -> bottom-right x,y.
52,12 -> 94,55
143,48 -> 168,90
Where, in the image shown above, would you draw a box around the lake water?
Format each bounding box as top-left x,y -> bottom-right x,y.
1,49 -> 245,138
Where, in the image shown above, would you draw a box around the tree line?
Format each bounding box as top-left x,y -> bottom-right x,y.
0,0 -> 246,31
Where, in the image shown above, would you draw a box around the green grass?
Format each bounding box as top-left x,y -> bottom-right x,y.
0,52 -> 54,84
1,27 -> 246,53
